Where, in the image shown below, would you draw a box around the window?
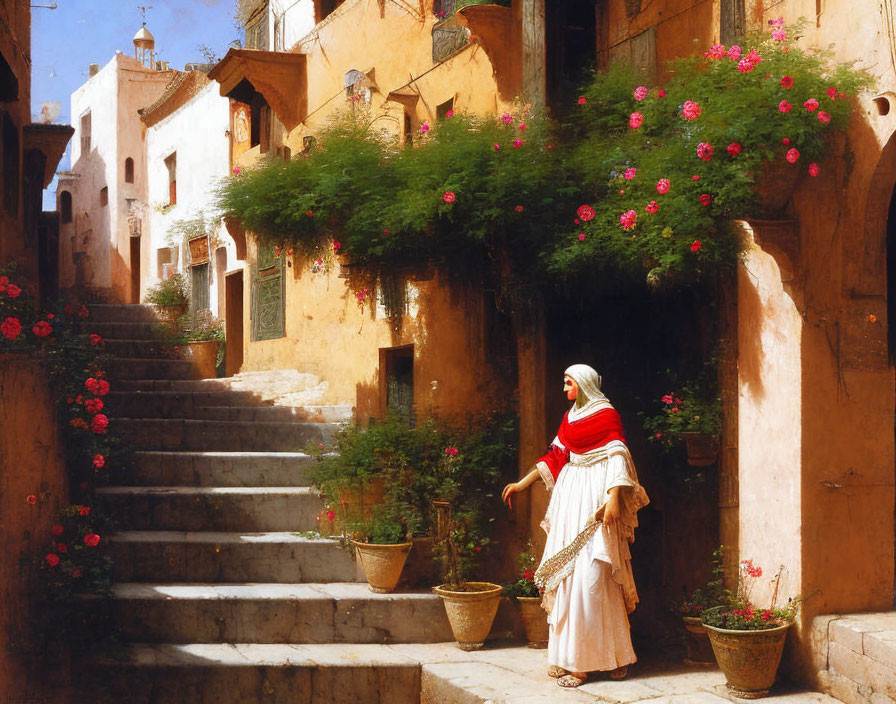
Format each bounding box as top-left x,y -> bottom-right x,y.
80,111 -> 91,155
382,345 -> 414,417
245,8 -> 269,50
2,112 -> 19,216
437,98 -> 454,119
60,190 -> 72,223
99,186 -> 108,207
158,246 -> 177,279
125,157 -> 134,183
315,0 -> 344,23
164,152 -> 176,206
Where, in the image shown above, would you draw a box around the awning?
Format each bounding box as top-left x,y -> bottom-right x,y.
208,49 -> 307,131
385,87 -> 420,108
23,124 -> 75,188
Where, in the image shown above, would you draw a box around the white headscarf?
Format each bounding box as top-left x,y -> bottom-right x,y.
564,363 -> 613,420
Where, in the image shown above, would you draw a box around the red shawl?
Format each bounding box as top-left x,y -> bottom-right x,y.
538,407 -> 626,482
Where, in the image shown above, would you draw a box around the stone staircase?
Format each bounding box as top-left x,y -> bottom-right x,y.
79,304 -> 455,703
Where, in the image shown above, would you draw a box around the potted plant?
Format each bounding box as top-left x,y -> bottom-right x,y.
702,560 -> 798,698
503,542 -> 547,648
177,312 -> 225,379
679,546 -> 731,666
644,371 -> 722,466
144,273 -> 189,326
350,503 -> 418,593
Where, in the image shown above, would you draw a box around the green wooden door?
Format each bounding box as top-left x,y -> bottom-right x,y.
251,244 -> 284,341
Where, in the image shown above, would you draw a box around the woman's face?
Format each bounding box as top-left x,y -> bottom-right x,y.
563,376 -> 578,401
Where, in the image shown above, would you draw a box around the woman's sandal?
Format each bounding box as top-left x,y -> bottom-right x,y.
547,665 -> 569,679
609,665 -> 628,680
557,673 -> 588,688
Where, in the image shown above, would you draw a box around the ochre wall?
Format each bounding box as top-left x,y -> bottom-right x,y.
0,356 -> 69,702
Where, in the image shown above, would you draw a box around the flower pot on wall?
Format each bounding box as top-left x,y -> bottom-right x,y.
186,340 -> 218,379
517,596 -> 548,648
352,540 -> 412,593
433,581 -> 502,651
705,621 -> 791,698
682,616 -> 716,666
683,432 -> 719,467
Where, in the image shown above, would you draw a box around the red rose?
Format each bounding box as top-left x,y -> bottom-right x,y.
26,494 -> 37,505
45,554 -> 60,567
726,142 -> 742,157
514,205 -> 523,213
690,241 -> 702,252
576,204 -> 596,222
326,510 -> 336,521
699,193 -> 712,207
78,305 -> 89,319
78,506 -> 90,516
57,543 -> 67,553
90,413 -> 109,434
93,454 -> 105,469
305,210 -> 313,217
6,284 -> 21,298
32,320 -> 53,338
522,569 -> 535,581
51,524 -> 64,536
89,334 -> 103,345
84,533 -> 101,547
781,76 -> 793,88
85,398 -> 104,415
577,96 -> 587,105
442,191 -> 455,204
72,568 -> 82,578
1,317 -> 22,340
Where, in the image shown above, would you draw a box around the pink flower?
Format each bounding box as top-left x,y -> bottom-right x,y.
772,27 -> 787,42
93,454 -> 105,469
6,284 -> 20,298
656,179 -> 670,194
808,162 -> 820,177
645,201 -> 658,213
443,191 -> 455,204
778,100 -> 792,113
90,413 -> 109,434
697,142 -> 714,161
633,85 -> 648,101
727,142 -> 742,157
501,113 -> 513,124
708,43 -> 725,59
681,100 -> 701,120
769,16 -> 784,26
618,189 -> 625,195
623,167 -> 637,180
781,76 -> 793,88
577,96 -> 587,105
619,209 -> 637,230
661,394 -> 674,404
518,123 -> 526,131
51,524 -> 64,536
420,121 -> 431,134
817,110 -> 831,124
493,143 -> 501,151
691,174 -> 700,181
629,112 -> 643,129
785,147 -> 800,164
577,204 -> 596,222
727,45 -> 742,61
333,241 -> 342,254
782,137 -> 791,145
78,506 -> 90,516
89,333 -> 103,345
654,432 -> 662,439
514,205 -> 524,213
444,446 -> 459,457
32,321 -> 52,338
232,166 -> 241,175
84,533 -> 101,548
804,98 -> 819,112
657,89 -> 666,98
513,139 -> 522,148
1,317 -> 21,340
445,109 -> 454,118
699,193 -> 712,207
746,49 -> 762,65
577,233 -> 586,241
737,58 -> 754,73
827,87 -> 838,99
45,554 -> 60,567
690,240 -> 702,252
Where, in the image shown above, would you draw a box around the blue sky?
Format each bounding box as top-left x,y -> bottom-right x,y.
31,0 -> 240,201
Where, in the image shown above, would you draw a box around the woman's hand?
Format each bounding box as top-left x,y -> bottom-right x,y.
603,491 -> 621,529
502,482 -> 522,510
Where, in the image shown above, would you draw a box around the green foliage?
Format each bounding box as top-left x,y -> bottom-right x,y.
643,366 -> 722,444
701,603 -> 797,630
144,272 -> 190,307
679,546 -> 731,617
216,19 -> 867,297
503,542 -> 541,599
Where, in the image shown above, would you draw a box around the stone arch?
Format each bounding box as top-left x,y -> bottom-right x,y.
855,131 -> 896,297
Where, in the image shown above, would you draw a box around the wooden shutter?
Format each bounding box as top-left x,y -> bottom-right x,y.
251,244 -> 285,341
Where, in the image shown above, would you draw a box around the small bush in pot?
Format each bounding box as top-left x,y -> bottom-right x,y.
503,543 -> 547,648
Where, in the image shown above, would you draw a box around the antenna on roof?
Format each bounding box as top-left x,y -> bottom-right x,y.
138,5 -> 153,26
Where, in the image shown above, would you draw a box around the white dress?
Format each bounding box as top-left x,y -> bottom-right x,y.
535,420 -> 648,672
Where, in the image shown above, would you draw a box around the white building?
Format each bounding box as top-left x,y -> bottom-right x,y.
58,27 -> 177,300
141,70 -> 234,318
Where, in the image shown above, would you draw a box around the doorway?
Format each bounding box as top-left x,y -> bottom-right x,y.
887,181 -> 896,606
382,345 -> 414,417
129,236 -> 141,303
225,270 -> 244,377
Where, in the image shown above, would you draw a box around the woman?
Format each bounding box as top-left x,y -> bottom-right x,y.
502,364 -> 648,688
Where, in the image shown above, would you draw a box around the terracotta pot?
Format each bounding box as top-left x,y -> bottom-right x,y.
433,581 -> 503,651
186,340 -> 218,379
352,540 -> 412,593
705,621 -> 791,698
751,160 -> 802,217
517,596 -> 548,648
682,616 -> 716,666
683,432 -> 719,467
153,303 -> 188,325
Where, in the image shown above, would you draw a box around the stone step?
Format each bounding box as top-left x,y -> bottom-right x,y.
128,451 -> 314,487
84,303 -> 161,323
96,486 -> 321,531
117,379 -> 235,392
191,405 -> 352,423
102,338 -> 176,358
111,582 -> 454,644
114,418 -> 334,452
88,321 -> 166,340
83,643 -> 435,704
110,532 -> 360,583
106,357 -> 195,381
107,390 -> 269,417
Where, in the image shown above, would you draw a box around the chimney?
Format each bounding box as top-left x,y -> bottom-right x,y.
89,63 -> 99,77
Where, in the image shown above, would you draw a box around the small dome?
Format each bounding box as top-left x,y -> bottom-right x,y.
133,26 -> 155,47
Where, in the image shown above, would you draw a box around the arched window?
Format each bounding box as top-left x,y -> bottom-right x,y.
125,157 -> 134,183
60,190 -> 72,223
